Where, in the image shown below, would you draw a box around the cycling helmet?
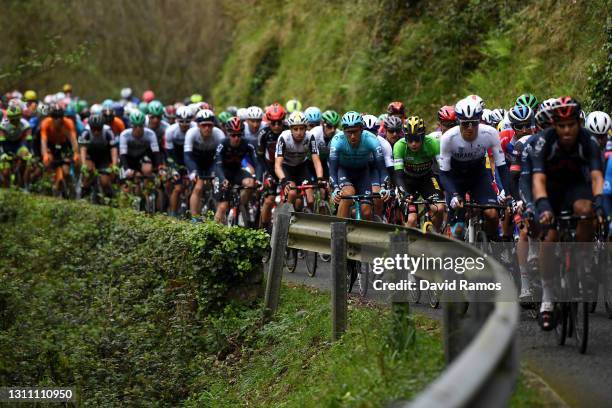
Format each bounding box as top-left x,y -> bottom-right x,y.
24,90 -> 37,102
37,103 -> 50,116
404,116 -> 426,137
304,106 -> 322,124
535,98 -> 560,129
138,101 -> 149,114
6,104 -> 22,120
64,104 -> 76,117
321,110 -> 341,127
226,106 -> 238,116
88,114 -> 104,130
378,113 -> 388,123
455,97 -> 483,121
195,109 -> 215,123
481,109 -> 493,125
341,111 -> 364,128
580,110 -> 586,124
102,99 -> 114,109
287,111 -> 308,127
265,103 -> 286,121
552,96 -> 581,122
237,108 -> 248,121
63,83 -> 72,93
386,101 -> 406,117
77,100 -> 89,114
102,106 -> 115,121
90,104 -> 103,115
49,103 -> 64,118
516,93 -> 539,110
190,93 -> 203,103
585,111 -> 611,135
226,116 -> 244,133
148,100 -> 164,117
362,114 -> 379,132
129,110 -> 146,126
164,105 -> 176,120
218,111 -> 232,124
285,99 -> 302,113
246,106 -> 264,120
466,94 -> 485,108
508,105 -> 534,125
113,102 -> 124,118
437,105 -> 457,124
120,87 -> 132,100
383,115 -> 403,131
176,106 -> 192,122
142,90 -> 155,103
490,108 -> 506,126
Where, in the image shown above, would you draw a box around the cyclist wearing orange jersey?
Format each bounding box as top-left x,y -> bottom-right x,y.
102,105 -> 126,136
40,104 -> 80,176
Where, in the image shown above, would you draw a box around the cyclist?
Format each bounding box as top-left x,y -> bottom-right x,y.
142,90 -> 155,103
257,103 -> 287,230
585,111 -> 611,152
78,114 -> 118,197
214,117 -> 260,224
102,104 -> 126,137
372,115 -> 399,216
244,106 -> 264,150
164,105 -> 177,125
309,110 -> 341,180
428,105 -> 458,141
40,103 -> 80,192
165,106 -> 196,217
275,111 -> 324,210
304,106 -> 322,131
530,97 -> 604,329
184,109 -> 225,220
439,97 -> 510,240
0,104 -> 32,188
285,99 -> 302,114
378,101 -> 406,135
363,114 -> 379,134
146,100 -> 170,160
329,111 -> 386,220
393,116 -> 445,229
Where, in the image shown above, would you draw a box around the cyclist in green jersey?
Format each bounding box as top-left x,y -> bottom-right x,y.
393,116 -> 445,229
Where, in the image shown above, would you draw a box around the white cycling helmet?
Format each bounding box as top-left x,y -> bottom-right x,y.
195,109 -> 215,123
585,111 -> 611,135
237,108 -> 248,121
489,108 -> 505,126
466,94 -> 485,109
287,111 -> 308,127
120,87 -> 132,100
90,103 -> 103,115
481,108 -> 493,125
455,97 -> 483,121
246,106 -> 264,120
362,114 -> 379,132
176,106 -> 192,121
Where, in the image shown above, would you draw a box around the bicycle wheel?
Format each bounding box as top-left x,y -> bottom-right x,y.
284,248 -> 298,273
317,202 -> 332,262
305,247 -> 318,277
358,262 -> 369,297
408,274 -> 421,303
555,303 -> 568,346
347,260 -> 358,293
475,230 -> 490,254
570,302 -> 589,354
421,221 -> 434,233
428,289 -> 440,308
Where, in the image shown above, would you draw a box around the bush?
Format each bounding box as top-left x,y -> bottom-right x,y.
0,191 -> 267,406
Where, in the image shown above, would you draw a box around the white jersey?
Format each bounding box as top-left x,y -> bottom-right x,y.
439,124 -> 505,173
376,135 -> 394,168
244,122 -> 267,148
184,126 -> 225,154
307,125 -> 338,160
164,122 -> 195,150
427,130 -> 443,141
275,129 -> 318,167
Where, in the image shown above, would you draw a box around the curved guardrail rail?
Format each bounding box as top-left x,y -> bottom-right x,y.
263,205 -> 519,407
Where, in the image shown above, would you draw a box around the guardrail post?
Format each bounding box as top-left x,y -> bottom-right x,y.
389,231 -> 414,350
262,205 -> 292,322
331,222 -> 347,341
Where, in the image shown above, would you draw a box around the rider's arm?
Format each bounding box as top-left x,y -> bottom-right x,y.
214,143 -> 227,183
392,140 -> 407,190
588,137 -> 604,196
119,131 -> 129,170
66,120 -> 79,154
308,134 -> 324,179
40,119 -> 49,157
247,143 -> 263,180
519,143 -> 534,204
274,137 -> 286,181
490,134 -> 510,194
146,130 -> 162,169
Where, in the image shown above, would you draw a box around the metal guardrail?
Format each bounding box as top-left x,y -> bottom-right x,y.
263,204 -> 519,408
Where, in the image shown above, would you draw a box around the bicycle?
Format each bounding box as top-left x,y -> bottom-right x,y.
223,185 -> 256,227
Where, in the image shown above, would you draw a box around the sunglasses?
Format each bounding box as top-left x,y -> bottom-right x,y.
459,120 -> 479,128
178,120 -> 191,125
406,136 -> 424,143
512,123 -> 531,131
270,120 -> 283,126
344,128 -> 361,136
248,119 -> 262,123
198,123 -> 214,128
229,133 -> 242,138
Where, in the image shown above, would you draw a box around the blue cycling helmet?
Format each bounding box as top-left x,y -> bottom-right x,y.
113,102 -> 125,118
341,111 -> 364,128
304,106 -> 322,124
64,104 -> 76,117
508,105 -> 533,125
102,99 -> 114,109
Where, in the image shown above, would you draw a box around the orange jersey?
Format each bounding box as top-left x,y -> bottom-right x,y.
110,117 -> 125,135
40,117 -> 76,145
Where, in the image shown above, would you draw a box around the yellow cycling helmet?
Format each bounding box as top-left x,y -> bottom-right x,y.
24,90 -> 38,102
404,116 -> 426,137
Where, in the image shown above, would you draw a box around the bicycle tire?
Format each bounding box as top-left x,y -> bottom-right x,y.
358,262 -> 369,296
284,248 -> 298,273
303,208 -> 318,277
347,260 -> 358,293
571,301 -> 589,354
408,274 -> 421,303
555,303 -> 568,346
428,289 -> 440,308
421,221 -> 434,234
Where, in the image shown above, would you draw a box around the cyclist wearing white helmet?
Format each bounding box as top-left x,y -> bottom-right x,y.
362,114 -> 379,133
585,111 -> 611,151
439,97 -> 510,240
275,111 -> 324,209
244,106 -> 265,149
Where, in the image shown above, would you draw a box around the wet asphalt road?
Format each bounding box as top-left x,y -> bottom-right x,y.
281,257 -> 612,408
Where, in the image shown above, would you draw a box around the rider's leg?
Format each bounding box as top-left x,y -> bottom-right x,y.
240,175 -> 255,206
337,185 -> 355,218
214,201 -> 228,224
190,178 -> 205,216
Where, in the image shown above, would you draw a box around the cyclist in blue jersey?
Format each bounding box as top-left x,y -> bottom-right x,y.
329,111 -> 387,220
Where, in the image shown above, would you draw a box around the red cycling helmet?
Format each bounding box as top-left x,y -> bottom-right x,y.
226,116 -> 244,133
437,105 -> 457,123
164,105 -> 176,118
265,103 -> 286,121
553,96 -> 581,122
142,90 -> 155,103
387,101 -> 406,117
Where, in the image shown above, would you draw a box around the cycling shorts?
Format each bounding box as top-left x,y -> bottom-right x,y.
547,180 -> 593,215
49,143 -> 72,168
445,170 -> 497,223
85,152 -> 112,170
217,168 -> 254,201
125,154 -> 152,172
282,162 -> 314,185
403,173 -> 442,202
338,166 -> 372,196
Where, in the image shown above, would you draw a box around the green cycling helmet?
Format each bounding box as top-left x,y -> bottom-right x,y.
285,99 -> 302,113
321,110 -> 340,127
6,104 -> 23,119
378,113 -> 388,123
515,93 -> 538,110
148,100 -> 164,117
138,101 -> 149,114
76,100 -> 88,114
129,110 -> 146,127
218,111 -> 232,124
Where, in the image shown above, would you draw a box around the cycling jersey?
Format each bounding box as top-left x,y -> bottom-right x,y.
40,117 -> 76,145
329,130 -> 386,190
274,130 -> 318,167
427,130 -> 442,141
0,119 -> 31,155
308,125 -> 338,164
393,135 -> 440,178
215,138 -> 260,183
244,122 -> 266,150
506,135 -> 531,198
184,126 -> 225,176
109,117 -> 126,136
257,126 -> 284,176
439,124 -> 509,198
119,128 -> 160,169
78,125 -> 117,168
165,122 -> 195,166
147,119 -> 170,149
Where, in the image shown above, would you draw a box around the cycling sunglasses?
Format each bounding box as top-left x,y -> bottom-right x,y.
198,122 -> 214,128
229,133 -> 242,138
386,128 -> 402,134
459,120 -> 479,128
406,134 -> 425,143
323,123 -> 336,129
270,120 -> 284,126
512,123 -> 531,131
